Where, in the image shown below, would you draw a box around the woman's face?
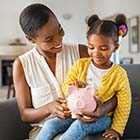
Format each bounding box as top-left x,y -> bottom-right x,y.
87,34 -> 119,69
28,15 -> 64,54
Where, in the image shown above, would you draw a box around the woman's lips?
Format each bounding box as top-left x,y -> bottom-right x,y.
54,44 -> 62,49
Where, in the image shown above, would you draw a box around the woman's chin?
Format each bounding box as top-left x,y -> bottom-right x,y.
55,47 -> 62,53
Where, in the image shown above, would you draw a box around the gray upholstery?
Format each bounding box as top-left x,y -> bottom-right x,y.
0,98 -> 32,140
0,64 -> 140,140
121,64 -> 140,139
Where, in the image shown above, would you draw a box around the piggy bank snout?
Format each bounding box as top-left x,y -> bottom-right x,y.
74,99 -> 85,109
67,95 -> 97,113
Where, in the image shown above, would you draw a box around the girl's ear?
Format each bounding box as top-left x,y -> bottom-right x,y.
113,43 -> 119,52
26,35 -> 36,44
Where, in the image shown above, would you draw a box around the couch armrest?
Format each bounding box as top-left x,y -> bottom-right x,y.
0,98 -> 32,140
121,64 -> 140,139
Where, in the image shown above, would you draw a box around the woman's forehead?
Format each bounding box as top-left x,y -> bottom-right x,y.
35,16 -> 60,38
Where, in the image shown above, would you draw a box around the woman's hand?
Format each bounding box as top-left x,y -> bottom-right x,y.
102,128 -> 121,140
47,98 -> 71,119
77,95 -> 117,123
76,96 -> 103,123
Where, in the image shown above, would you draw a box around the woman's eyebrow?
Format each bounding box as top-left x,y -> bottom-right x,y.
43,24 -> 62,40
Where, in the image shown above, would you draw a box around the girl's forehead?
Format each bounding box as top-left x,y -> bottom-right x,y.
88,34 -> 114,44
88,34 -> 109,40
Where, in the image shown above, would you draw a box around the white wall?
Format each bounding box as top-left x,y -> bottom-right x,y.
0,0 -> 140,63
92,0 -> 140,64
0,0 -> 92,46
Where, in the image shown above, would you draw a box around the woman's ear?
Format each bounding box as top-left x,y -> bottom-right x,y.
26,35 -> 36,44
60,28 -> 65,37
113,43 -> 119,52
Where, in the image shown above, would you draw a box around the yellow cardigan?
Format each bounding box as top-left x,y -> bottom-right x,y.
62,58 -> 131,135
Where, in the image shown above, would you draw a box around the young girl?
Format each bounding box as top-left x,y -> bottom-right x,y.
36,14 -> 131,140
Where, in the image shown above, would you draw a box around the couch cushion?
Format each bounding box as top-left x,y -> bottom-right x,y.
0,98 -> 32,140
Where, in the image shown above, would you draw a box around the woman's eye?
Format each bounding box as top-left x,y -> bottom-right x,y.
44,38 -> 53,43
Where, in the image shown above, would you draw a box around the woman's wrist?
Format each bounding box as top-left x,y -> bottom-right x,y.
101,96 -> 117,116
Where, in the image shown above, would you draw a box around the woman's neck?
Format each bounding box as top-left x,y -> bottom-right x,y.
44,52 -> 56,61
37,47 -> 56,60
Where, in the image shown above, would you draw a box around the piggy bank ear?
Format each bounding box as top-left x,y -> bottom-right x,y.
67,85 -> 77,94
85,86 -> 96,95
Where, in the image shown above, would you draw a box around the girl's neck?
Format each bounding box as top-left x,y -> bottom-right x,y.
92,60 -> 113,69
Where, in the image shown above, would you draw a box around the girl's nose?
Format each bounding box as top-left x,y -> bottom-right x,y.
92,48 -> 100,54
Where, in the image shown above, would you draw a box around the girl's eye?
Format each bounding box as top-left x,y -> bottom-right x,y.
100,46 -> 109,51
88,45 -> 94,50
89,47 -> 94,50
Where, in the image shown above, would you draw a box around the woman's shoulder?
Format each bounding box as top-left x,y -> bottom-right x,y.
78,44 -> 89,58
19,47 -> 38,61
63,43 -> 89,58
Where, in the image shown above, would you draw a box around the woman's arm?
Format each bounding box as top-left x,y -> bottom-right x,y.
13,58 -> 69,123
77,95 -> 117,123
78,44 -> 89,58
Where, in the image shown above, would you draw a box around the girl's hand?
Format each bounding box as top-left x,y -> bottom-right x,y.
102,129 -> 121,140
47,98 -> 71,119
76,114 -> 98,123
71,80 -> 86,88
76,96 -> 103,123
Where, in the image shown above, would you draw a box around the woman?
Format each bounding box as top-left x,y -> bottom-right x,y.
13,3 -> 116,140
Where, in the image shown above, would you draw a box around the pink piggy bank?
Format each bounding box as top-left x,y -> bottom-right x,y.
67,85 -> 97,118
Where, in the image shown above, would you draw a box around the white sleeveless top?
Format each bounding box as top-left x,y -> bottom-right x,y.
19,43 -> 80,109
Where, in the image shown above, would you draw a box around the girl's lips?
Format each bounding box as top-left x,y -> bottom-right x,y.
93,56 -> 104,61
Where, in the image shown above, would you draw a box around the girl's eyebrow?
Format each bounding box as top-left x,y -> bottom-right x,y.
88,42 -> 94,46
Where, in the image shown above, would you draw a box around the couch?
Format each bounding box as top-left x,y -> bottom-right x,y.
0,64 -> 140,140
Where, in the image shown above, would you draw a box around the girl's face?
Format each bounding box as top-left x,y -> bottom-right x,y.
27,15 -> 64,55
87,34 -> 119,69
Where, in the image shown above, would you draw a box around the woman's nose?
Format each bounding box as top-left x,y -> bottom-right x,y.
53,35 -> 63,46
53,29 -> 64,46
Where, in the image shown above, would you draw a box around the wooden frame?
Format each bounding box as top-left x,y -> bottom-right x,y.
121,57 -> 133,64
128,16 -> 139,53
